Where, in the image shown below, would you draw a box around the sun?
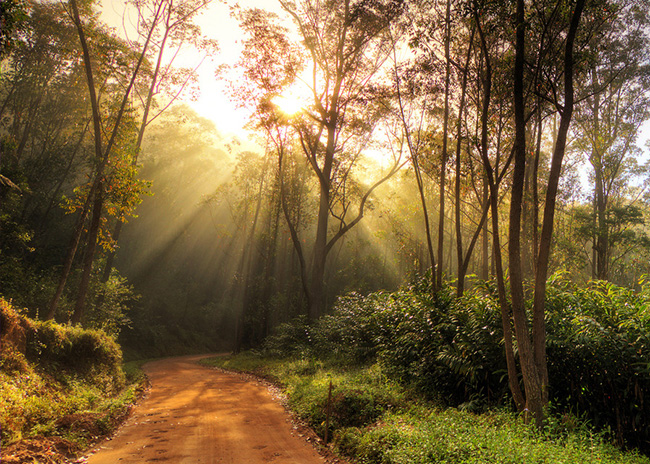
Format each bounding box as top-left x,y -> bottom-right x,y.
272,93 -> 306,116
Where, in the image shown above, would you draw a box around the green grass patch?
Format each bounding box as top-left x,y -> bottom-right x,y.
203,353 -> 650,464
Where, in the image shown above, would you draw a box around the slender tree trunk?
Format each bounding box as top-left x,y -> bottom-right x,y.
532,102 -> 542,262
261,194 -> 282,338
277,144 -> 311,315
591,91 -> 609,280
412,151 -> 436,284
45,188 -> 95,320
510,0 -> 544,423
234,158 -> 267,352
310,175 -> 330,320
474,11 -> 525,411
391,38 -> 437,288
454,27 -> 474,296
70,182 -> 103,325
532,0 -> 585,407
436,0 -> 452,288
481,174 -> 489,280
47,0 -> 107,321
51,0 -> 106,322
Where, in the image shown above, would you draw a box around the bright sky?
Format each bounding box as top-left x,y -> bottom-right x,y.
99,0 -> 279,139
98,0 -> 650,159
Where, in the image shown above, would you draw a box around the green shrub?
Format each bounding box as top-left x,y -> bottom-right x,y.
261,273 -> 650,453
23,319 -> 125,392
546,276 -> 650,451
1,298 -> 136,448
263,315 -> 315,357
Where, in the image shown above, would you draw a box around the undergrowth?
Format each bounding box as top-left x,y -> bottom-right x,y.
203,353 -> 650,464
0,298 -> 146,461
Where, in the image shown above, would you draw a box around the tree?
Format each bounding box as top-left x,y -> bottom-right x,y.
47,0 -> 162,323
234,0 -> 404,319
100,0 -> 216,285
389,26 -> 438,289
571,1 -> 650,280
509,0 -> 586,424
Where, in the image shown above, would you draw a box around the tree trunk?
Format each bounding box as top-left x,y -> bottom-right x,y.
481,174 -> 489,280
436,0 -> 452,289
591,90 -> 609,280
70,182 -> 103,325
532,102 -> 542,265
48,0 -> 105,321
391,38 -> 437,289
454,26 -> 474,296
532,0 -> 586,407
473,10 -> 525,411
234,157 -> 267,352
45,188 -> 94,320
509,0 -> 545,424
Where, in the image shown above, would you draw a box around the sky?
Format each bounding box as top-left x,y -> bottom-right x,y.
98,0 -> 650,163
99,0 -> 274,139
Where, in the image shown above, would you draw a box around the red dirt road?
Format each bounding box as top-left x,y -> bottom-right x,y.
85,355 -> 327,464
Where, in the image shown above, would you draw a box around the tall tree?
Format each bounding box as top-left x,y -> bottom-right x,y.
48,0 -> 162,322
510,0 -> 586,424
572,1 -> 650,280
235,0 -> 404,319
389,28 -> 437,288
100,0 -> 216,285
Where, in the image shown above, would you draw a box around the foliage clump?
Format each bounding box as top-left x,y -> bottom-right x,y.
0,298 -> 141,459
261,274 -> 650,453
0,296 -> 126,392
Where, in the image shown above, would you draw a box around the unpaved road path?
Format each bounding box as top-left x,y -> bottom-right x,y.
85,355 -> 327,464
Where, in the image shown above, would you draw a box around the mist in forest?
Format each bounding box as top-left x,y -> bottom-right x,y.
2,0 -> 650,359
115,104 -> 421,353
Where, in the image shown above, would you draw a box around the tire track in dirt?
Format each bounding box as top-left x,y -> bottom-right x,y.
84,355 -> 328,464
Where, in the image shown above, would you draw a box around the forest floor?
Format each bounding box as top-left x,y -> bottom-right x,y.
80,354 -> 344,464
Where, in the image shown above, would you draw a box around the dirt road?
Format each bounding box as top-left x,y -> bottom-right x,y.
85,355 -> 327,464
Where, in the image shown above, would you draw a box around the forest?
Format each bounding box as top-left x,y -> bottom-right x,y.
2,0 -> 650,461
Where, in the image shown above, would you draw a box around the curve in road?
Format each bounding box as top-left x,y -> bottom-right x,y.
85,354 -> 327,464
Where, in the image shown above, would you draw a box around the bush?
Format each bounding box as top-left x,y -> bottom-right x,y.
263,315 -> 315,357
1,298 -> 142,453
265,276 -> 507,407
2,297 -> 125,393
261,273 -> 650,452
25,321 -> 125,392
546,276 -> 650,451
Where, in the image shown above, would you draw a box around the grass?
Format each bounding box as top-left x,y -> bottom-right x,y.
202,353 -> 650,464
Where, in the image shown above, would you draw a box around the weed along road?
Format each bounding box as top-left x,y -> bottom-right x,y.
85,355 -> 326,464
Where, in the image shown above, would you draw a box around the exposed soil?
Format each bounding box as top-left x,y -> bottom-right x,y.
3,437 -> 82,463
81,354 -> 340,464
